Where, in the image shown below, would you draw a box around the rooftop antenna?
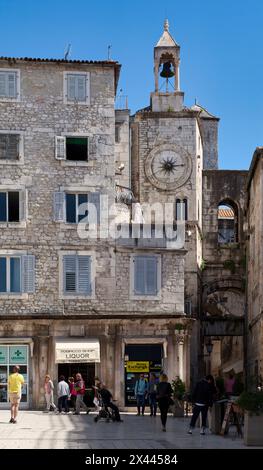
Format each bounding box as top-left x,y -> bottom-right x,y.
195,97 -> 198,105
64,43 -> 72,60
108,45 -> 112,61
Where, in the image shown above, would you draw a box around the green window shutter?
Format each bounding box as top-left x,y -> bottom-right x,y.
77,256 -> 91,295
64,255 -> 77,293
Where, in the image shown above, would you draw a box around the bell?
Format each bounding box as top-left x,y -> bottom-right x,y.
160,62 -> 174,78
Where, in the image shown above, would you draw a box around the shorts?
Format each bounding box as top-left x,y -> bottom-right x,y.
9,393 -> 21,405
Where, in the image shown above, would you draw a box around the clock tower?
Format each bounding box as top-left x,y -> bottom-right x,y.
131,20 -> 206,385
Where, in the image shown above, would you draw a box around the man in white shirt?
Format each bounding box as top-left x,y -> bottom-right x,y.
57,375 -> 70,413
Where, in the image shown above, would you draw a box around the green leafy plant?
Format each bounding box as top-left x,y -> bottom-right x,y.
175,323 -> 184,332
171,377 -> 186,400
236,391 -> 263,416
200,258 -> 206,271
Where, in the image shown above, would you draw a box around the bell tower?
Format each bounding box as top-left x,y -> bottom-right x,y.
151,19 -> 184,112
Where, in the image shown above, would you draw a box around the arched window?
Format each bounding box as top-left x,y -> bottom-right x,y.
218,200 -> 238,244
176,198 -> 188,221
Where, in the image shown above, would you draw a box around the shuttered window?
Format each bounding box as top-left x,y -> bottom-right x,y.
134,256 -> 158,296
0,191 -> 26,222
54,192 -> 101,224
65,73 -> 89,103
0,134 -> 20,160
0,71 -> 17,98
63,255 -> 91,295
0,255 -> 35,294
55,136 -> 89,161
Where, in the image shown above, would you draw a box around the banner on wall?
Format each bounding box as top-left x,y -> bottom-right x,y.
126,361 -> 149,373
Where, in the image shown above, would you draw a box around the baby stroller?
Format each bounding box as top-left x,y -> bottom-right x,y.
93,390 -> 117,423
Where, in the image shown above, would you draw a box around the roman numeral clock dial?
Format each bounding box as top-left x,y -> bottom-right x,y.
144,144 -> 192,190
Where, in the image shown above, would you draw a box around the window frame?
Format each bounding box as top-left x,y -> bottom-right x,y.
130,254 -> 161,300
0,186 -> 27,227
0,69 -> 20,102
63,71 -> 90,105
0,130 -> 24,164
59,251 -> 96,299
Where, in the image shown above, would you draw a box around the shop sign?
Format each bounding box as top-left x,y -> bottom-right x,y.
9,346 -> 27,365
0,346 -> 8,364
126,361 -> 149,373
55,340 -> 100,363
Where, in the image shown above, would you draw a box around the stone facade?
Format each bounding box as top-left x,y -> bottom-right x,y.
246,148 -> 263,381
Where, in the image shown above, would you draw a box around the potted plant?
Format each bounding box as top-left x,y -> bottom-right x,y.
236,390 -> 263,445
171,377 -> 186,417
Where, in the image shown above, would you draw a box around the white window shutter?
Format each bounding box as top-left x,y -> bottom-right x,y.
53,192 -> 65,222
134,257 -> 146,295
22,255 -> 35,293
76,75 -> 86,101
0,73 -> 6,97
77,256 -> 91,294
18,135 -> 24,160
19,190 -> 27,221
88,192 -> 100,224
67,75 -> 76,101
63,255 -> 77,293
55,136 -> 66,160
8,73 -> 16,97
146,257 -> 158,295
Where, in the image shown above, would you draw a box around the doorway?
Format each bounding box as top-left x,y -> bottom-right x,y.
58,363 -> 95,407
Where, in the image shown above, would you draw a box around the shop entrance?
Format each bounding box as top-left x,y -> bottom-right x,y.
58,363 -> 95,386
124,344 -> 163,406
58,363 -> 95,407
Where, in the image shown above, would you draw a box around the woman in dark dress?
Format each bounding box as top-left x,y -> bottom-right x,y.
157,373 -> 173,432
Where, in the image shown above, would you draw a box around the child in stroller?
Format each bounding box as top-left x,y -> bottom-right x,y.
94,383 -> 122,423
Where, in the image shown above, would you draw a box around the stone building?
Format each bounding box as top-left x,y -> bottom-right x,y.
0,20 -> 258,410
246,147 -> 263,383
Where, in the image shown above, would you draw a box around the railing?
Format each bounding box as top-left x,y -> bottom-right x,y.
115,95 -> 129,110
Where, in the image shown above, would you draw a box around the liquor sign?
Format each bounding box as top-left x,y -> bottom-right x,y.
55,340 -> 100,363
126,361 -> 149,373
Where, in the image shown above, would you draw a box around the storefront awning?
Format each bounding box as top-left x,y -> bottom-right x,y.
55,339 -> 100,363
222,359 -> 243,374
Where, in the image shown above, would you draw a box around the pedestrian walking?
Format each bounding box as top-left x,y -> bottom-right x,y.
74,373 -> 90,415
57,375 -> 70,413
44,374 -> 57,412
156,373 -> 173,432
188,374 -> 214,435
8,365 -> 24,424
134,373 -> 148,416
68,377 -> 77,412
147,372 -> 158,417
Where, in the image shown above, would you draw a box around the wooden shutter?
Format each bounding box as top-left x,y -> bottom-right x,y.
88,192 -> 100,224
19,190 -> 27,221
145,257 -> 158,295
0,73 -> 6,97
0,134 -> 7,159
76,75 -> 86,101
67,74 -> 76,101
134,257 -> 146,295
55,136 -> 66,160
53,192 -> 65,222
8,73 -> 16,97
63,255 -> 77,293
77,256 -> 91,294
22,255 -> 35,293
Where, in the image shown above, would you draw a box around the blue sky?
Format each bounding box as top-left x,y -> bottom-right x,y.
0,0 -> 262,170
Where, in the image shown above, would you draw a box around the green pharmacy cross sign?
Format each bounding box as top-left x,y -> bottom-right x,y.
9,346 -> 27,365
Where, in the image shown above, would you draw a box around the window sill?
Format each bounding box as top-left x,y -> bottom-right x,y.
0,159 -> 23,165
64,100 -> 90,106
0,221 -> 26,228
60,160 -> 92,167
130,294 -> 161,301
0,293 -> 28,299
59,294 -> 95,300
0,97 -> 20,103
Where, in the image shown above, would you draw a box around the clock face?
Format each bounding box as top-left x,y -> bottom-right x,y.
145,144 -> 192,191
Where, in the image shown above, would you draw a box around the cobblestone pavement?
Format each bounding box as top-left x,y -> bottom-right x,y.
0,411 -> 257,449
